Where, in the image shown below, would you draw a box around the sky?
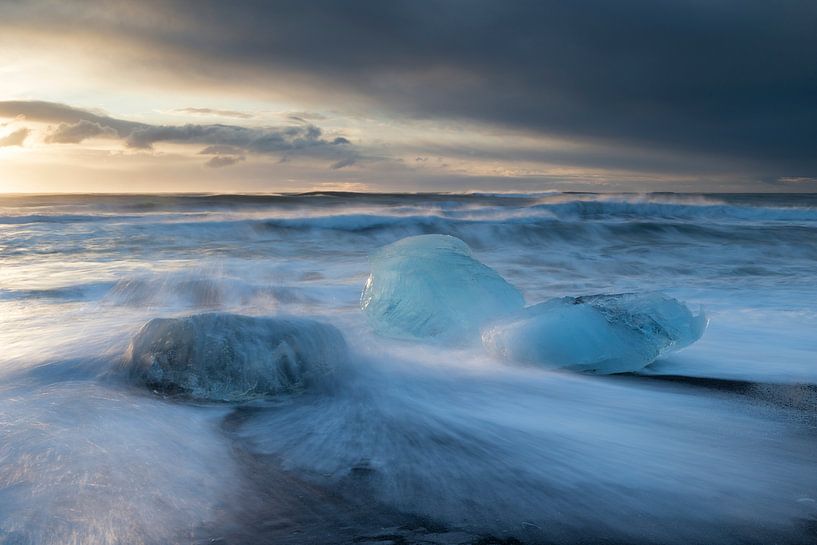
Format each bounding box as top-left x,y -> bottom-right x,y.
1,0 -> 816,193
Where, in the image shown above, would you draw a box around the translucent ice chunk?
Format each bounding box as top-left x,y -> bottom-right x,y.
125,313 -> 347,401
482,293 -> 707,373
361,235 -> 525,343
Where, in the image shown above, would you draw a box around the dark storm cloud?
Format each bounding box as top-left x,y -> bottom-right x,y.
0,100 -> 355,167
5,0 -> 814,177
226,0 -> 817,174
2,1 -> 816,184
0,128 -> 30,147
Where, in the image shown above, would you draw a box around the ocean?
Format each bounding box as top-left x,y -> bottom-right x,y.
0,192 -> 815,544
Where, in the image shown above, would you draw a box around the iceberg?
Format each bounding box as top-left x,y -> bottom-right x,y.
360,235 -> 707,372
361,235 -> 525,343
482,293 -> 707,374
125,313 -> 347,401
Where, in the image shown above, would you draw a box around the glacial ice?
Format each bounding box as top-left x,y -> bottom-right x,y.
361,235 -> 525,342
125,313 -> 347,401
482,293 -> 708,373
360,234 -> 706,372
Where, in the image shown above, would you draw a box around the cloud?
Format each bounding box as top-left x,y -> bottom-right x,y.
287,112 -> 327,122
199,145 -> 246,168
330,156 -> 356,169
0,127 -> 30,147
0,100 -> 355,167
775,176 -> 817,186
205,155 -> 245,168
173,107 -> 253,119
123,122 -> 329,151
0,101 -> 139,135
45,120 -> 117,143
4,0 -> 814,180
198,145 -> 244,155
2,2 -> 817,186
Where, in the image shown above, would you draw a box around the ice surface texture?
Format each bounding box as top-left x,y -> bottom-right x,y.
483,293 -> 708,373
362,235 -> 706,373
361,235 -> 525,343
125,313 -> 347,401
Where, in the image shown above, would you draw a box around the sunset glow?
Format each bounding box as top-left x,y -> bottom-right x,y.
2,1 -> 815,193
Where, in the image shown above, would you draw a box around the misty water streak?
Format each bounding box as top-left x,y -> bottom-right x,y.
0,192 -> 815,544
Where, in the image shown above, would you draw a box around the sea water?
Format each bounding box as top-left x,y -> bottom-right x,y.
0,192 -> 815,544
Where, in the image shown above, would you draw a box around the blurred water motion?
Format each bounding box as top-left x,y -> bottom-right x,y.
1,192 -> 815,544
